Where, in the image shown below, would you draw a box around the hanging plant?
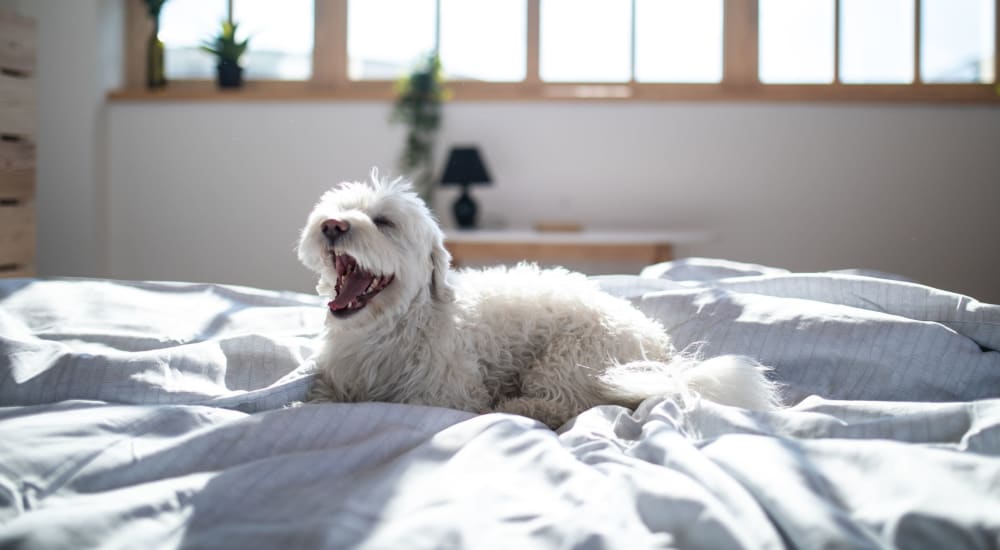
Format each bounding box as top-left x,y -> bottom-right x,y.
391,53 -> 449,206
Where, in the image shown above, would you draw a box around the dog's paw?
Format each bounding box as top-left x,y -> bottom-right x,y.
305,375 -> 339,403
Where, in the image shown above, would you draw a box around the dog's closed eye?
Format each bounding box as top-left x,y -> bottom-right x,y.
372,215 -> 395,230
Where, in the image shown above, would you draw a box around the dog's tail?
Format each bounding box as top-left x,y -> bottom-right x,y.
598,355 -> 782,411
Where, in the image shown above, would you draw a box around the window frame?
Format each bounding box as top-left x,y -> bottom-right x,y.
112,0 -> 1000,103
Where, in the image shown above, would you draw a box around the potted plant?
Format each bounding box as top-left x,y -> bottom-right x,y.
200,20 -> 249,88
391,54 -> 449,206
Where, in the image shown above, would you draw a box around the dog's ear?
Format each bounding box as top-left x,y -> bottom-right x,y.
430,238 -> 454,303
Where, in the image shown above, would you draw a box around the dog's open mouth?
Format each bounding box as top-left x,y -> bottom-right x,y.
328,253 -> 394,317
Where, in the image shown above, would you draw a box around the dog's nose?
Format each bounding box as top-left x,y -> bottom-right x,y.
321,218 -> 350,242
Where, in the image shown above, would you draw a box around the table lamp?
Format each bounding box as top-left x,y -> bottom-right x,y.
440,146 -> 492,229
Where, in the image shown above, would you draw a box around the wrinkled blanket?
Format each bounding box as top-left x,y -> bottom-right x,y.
1,259 -> 999,549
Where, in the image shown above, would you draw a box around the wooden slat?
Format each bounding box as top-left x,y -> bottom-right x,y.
0,200 -> 35,267
0,263 -> 34,278
0,168 -> 35,201
0,11 -> 37,75
0,139 -> 35,172
0,72 -> 36,138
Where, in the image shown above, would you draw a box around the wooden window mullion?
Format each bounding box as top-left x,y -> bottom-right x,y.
834,0 -> 841,84
526,0 -> 541,86
995,0 -> 999,84
629,0 -> 637,84
913,0 -> 922,84
313,0 -> 345,87
434,0 -> 441,54
124,0 -> 150,89
723,0 -> 758,87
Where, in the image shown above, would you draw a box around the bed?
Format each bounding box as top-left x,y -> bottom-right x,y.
1,258 -> 998,549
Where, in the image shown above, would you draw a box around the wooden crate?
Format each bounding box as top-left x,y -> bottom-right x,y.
0,10 -> 36,278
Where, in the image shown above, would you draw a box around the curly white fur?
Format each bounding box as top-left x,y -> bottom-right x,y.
298,172 -> 780,428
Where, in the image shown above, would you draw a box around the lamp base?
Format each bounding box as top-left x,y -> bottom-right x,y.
453,185 -> 478,229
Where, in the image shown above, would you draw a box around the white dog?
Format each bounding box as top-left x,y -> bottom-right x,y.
297,174 -> 779,428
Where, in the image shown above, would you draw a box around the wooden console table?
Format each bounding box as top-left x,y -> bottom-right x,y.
444,230 -> 708,267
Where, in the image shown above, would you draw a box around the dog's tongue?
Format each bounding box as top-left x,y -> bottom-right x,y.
329,271 -> 375,310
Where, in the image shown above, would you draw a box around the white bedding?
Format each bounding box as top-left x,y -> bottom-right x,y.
1,259 -> 999,549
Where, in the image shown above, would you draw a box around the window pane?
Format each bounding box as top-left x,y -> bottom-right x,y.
440,0 -> 526,81
759,0 -> 834,83
160,0 -> 227,79
634,0 -> 722,83
840,0 -> 915,83
349,0 -> 436,80
160,0 -> 311,80
235,0 -> 313,80
921,0 -> 995,83
541,0 -> 632,82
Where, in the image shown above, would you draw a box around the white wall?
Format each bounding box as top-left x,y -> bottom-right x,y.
107,102 -> 403,293
108,101 -> 1000,302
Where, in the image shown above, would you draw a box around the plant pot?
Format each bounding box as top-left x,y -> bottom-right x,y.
217,61 -> 243,89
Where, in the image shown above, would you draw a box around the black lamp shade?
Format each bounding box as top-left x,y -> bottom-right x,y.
439,147 -> 491,229
440,147 -> 492,187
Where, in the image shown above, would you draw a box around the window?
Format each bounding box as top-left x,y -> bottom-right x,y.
237,0 -> 313,80
347,0 -> 435,80
759,0 -> 835,84
159,0 -> 312,80
159,0 -> 226,79
759,0 -> 997,86
921,0 -> 995,83
840,0 -> 915,83
540,0 -> 632,82
121,0 -> 1000,103
439,0 -> 527,82
635,0 -> 724,84
345,0 -> 527,82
